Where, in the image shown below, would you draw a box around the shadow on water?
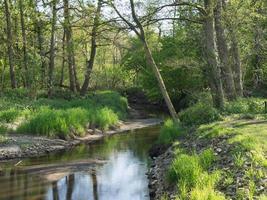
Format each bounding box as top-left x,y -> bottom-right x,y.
0,126 -> 160,200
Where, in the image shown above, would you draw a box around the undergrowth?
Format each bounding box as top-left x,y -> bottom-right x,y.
0,91 -> 128,138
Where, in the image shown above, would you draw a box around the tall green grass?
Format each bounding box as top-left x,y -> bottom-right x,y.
168,149 -> 223,200
0,90 -> 128,138
158,119 -> 185,144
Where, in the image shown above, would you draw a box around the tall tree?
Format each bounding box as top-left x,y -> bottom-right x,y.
4,0 -> 17,88
48,0 -> 58,96
111,0 -> 178,120
19,0 -> 30,88
80,0 -> 102,95
203,0 -> 224,108
63,0 -> 79,92
214,0 -> 236,100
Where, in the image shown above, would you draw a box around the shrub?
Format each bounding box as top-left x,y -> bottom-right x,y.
225,98 -> 266,114
158,119 -> 185,144
179,103 -> 220,126
0,108 -> 21,123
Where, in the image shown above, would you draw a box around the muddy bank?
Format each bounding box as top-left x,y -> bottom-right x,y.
0,118 -> 162,161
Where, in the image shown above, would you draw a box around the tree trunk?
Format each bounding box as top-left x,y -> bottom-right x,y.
253,25 -> 263,88
129,0 -> 178,120
34,0 -> 46,88
4,0 -> 17,89
214,0 -> 236,100
203,0 -> 224,109
48,0 -> 57,96
60,30 -> 66,86
19,0 -> 30,88
80,0 -> 102,96
63,0 -> 76,92
230,29 -> 243,96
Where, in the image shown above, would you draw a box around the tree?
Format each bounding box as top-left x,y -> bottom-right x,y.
48,0 -> 58,96
110,0 -> 178,120
81,0 -> 103,96
214,0 -> 236,100
203,0 -> 224,108
4,0 -> 17,89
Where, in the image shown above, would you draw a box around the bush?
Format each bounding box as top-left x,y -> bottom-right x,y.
179,103 -> 220,126
225,98 -> 266,114
158,119 -> 185,144
0,108 -> 21,123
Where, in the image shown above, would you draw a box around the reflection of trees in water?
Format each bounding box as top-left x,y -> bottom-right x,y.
52,181 -> 59,200
66,174 -> 75,200
91,170 -> 99,200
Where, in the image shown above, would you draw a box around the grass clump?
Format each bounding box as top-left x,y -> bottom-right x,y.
94,107 -> 119,130
179,103 -> 220,126
168,148 -> 223,200
158,119 -> 185,144
190,187 -> 225,200
0,108 -> 21,123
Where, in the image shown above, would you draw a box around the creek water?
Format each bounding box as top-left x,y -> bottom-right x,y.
0,126 -> 160,200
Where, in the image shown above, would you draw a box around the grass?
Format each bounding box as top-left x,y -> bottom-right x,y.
0,90 -> 128,138
168,148 -> 223,200
158,119 -> 185,144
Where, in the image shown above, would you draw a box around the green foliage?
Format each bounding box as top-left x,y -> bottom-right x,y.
190,187 -> 225,200
225,98 -> 267,114
168,148 -> 221,200
179,103 -> 220,126
0,108 -> 21,123
0,125 -> 8,135
158,119 -> 185,144
94,107 -> 119,130
199,149 -> 216,170
17,107 -> 69,138
11,91 -> 126,138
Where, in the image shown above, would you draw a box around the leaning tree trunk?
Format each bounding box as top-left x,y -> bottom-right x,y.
203,0 -> 224,109
214,0 -> 236,100
80,0 -> 102,96
48,0 -> 57,96
4,0 -> 17,89
19,0 -> 30,88
129,0 -> 178,120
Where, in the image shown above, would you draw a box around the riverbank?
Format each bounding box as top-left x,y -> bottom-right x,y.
0,118 -> 163,161
148,117 -> 267,200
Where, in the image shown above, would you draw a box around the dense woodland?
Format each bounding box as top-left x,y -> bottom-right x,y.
0,0 -> 266,112
0,1 -> 267,199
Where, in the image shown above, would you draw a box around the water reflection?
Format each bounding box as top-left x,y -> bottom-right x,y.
0,126 -> 159,200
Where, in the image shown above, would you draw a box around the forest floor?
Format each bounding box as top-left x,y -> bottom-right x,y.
148,117 -> 267,200
0,105 -> 163,161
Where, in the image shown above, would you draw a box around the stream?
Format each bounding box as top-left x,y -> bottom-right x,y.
0,126 -> 160,200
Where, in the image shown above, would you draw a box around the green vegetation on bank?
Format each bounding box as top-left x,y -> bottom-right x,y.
0,90 -> 128,138
158,97 -> 267,200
